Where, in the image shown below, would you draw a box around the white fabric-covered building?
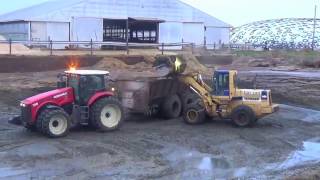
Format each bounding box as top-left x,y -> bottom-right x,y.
0,0 -> 230,49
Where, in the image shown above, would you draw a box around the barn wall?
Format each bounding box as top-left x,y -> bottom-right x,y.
71,17 -> 103,48
0,22 -> 29,41
31,21 -> 69,49
159,22 -> 183,50
47,22 -> 69,49
205,27 -> 230,49
71,17 -> 103,41
183,22 -> 204,45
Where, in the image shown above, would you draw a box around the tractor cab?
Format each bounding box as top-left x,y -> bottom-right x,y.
58,70 -> 110,105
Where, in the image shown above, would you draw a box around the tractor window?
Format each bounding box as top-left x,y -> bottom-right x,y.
214,72 -> 230,96
67,74 -> 80,102
79,75 -> 106,105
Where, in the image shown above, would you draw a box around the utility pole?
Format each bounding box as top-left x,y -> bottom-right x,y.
312,4 -> 317,51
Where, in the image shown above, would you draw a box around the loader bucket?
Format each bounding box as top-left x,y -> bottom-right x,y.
153,55 -> 187,77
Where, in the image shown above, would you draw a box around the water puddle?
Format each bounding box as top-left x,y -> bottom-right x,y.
0,167 -> 28,178
165,147 -> 230,173
277,105 -> 320,123
280,140 -> 320,169
198,157 -> 212,171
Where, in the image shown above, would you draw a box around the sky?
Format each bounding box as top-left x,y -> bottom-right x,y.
0,0 -> 317,26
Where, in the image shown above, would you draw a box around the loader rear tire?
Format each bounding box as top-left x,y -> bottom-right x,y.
183,102 -> 205,125
37,108 -> 70,138
231,105 -> 256,127
161,94 -> 182,119
91,97 -> 124,132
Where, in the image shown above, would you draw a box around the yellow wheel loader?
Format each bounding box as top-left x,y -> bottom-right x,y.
155,56 -> 279,127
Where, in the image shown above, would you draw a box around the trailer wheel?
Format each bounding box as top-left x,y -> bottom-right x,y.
161,94 -> 182,119
91,97 -> 124,132
231,105 -> 256,127
37,108 -> 70,138
183,102 -> 205,125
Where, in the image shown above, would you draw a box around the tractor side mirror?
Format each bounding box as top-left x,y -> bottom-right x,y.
57,81 -> 67,88
57,73 -> 67,88
79,76 -> 87,88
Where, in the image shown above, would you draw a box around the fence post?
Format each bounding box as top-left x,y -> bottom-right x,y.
181,38 -> 184,49
161,43 -> 164,55
9,38 -> 12,55
90,39 -> 93,56
50,40 -> 53,56
126,42 -> 129,55
191,43 -> 194,54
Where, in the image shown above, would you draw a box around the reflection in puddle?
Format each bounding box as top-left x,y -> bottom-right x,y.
281,141 -> 320,169
166,148 -> 230,173
0,167 -> 28,178
198,157 -> 212,171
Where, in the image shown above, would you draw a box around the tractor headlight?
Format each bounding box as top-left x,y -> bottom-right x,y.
20,102 -> 26,107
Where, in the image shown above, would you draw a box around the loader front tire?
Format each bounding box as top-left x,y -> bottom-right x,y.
231,105 -> 256,127
183,102 -> 205,125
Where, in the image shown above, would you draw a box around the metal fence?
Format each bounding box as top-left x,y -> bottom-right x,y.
0,39 -> 264,56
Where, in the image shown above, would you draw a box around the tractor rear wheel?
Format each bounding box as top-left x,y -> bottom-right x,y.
91,97 -> 123,132
231,105 -> 256,127
183,102 -> 205,125
37,108 -> 70,138
161,94 -> 182,119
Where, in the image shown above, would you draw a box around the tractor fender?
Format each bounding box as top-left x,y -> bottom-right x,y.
87,91 -> 114,107
32,102 -> 60,122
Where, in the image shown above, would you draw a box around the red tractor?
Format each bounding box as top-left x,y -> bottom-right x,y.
10,70 -> 124,138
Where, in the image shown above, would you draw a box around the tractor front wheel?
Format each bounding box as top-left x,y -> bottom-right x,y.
91,97 -> 124,132
37,108 -> 70,138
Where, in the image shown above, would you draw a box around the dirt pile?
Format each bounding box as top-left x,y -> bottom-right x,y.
94,56 -> 155,71
0,55 -> 102,73
179,54 -> 211,75
237,71 -> 320,110
0,43 -> 30,53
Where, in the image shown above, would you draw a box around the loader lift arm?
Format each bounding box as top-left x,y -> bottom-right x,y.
178,73 -> 222,117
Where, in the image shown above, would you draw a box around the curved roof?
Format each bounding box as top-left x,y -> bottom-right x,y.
65,70 -> 109,75
0,0 -> 230,27
231,18 -> 320,49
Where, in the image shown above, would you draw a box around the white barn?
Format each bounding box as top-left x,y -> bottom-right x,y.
0,0 -> 230,49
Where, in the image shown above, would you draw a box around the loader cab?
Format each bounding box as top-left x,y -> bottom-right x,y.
213,70 -> 238,97
213,71 -> 230,96
63,70 -> 110,105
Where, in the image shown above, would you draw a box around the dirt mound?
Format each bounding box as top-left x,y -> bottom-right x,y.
0,43 -> 30,52
179,54 -> 211,75
94,56 -> 155,71
196,55 -> 234,66
0,55 -> 102,73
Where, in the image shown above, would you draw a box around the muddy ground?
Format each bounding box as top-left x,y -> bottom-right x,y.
0,54 -> 320,179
